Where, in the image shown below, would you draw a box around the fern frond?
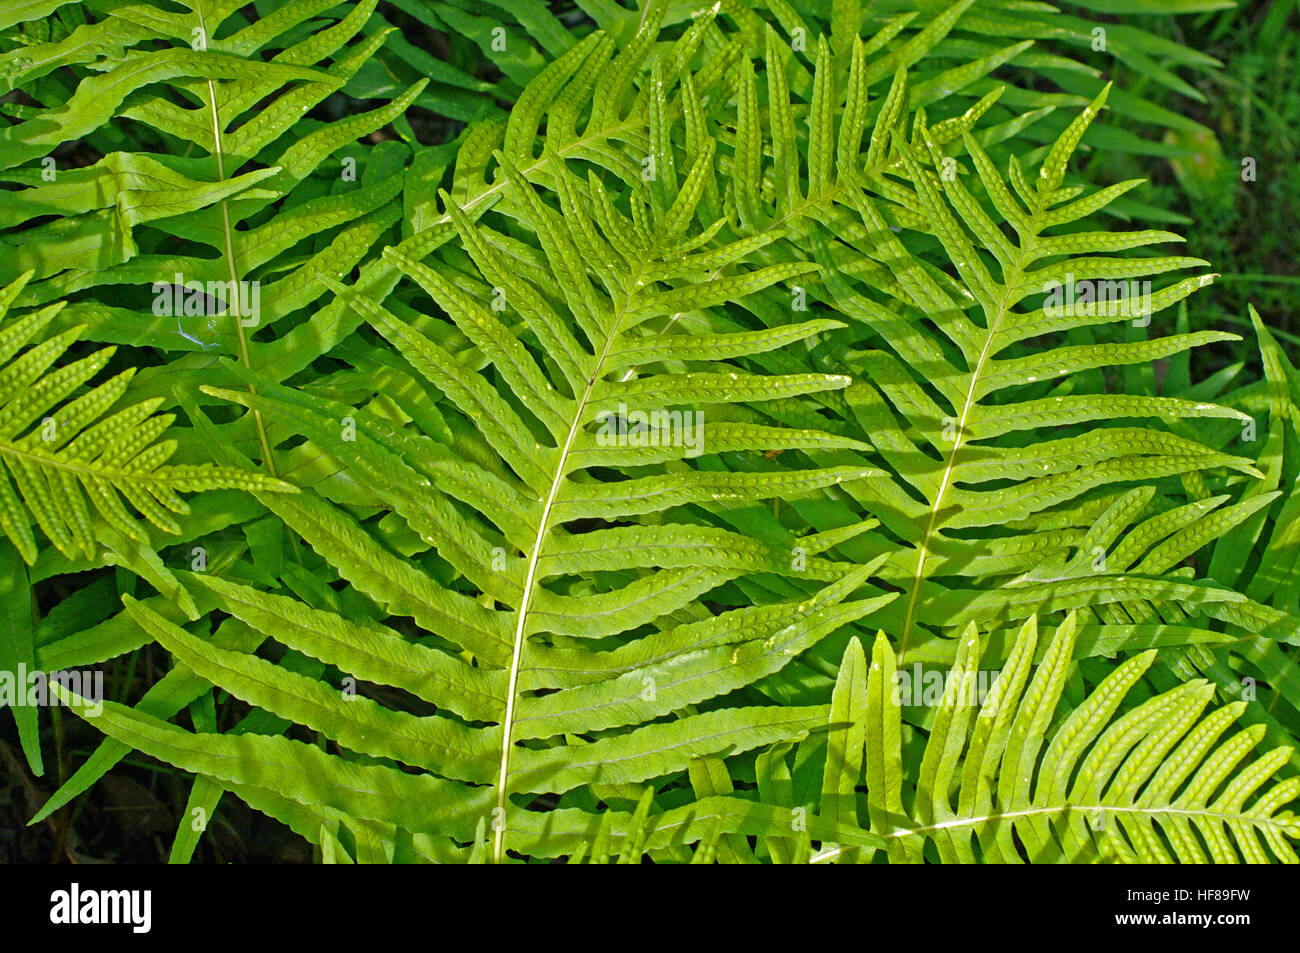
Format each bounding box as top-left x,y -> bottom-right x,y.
804,614 -> 1300,864
52,77 -> 910,860
0,272 -> 293,564
28,2 -> 1296,868
770,85 -> 1291,664
0,0 -> 424,413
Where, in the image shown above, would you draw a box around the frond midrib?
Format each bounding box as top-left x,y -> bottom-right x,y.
0,441 -> 178,485
898,179 -> 1046,659
493,258 -> 655,864
810,800 -> 1297,863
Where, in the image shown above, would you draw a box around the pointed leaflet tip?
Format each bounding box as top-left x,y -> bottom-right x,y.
1038,82 -> 1113,194
871,629 -> 892,666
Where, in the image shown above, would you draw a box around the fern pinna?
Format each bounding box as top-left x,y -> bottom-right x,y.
2,0 -> 1298,864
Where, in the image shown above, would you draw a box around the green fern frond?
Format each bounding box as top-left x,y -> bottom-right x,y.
25,2 -> 1298,868
747,83 -> 1296,666
51,78 -> 907,860
804,614 -> 1300,864
413,0 -> 1220,177
0,1 -> 424,410
0,272 -> 294,565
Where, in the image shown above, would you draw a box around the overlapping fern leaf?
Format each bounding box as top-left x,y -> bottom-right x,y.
0,269 -> 292,777
34,3 -> 1300,865
371,0 -> 1222,225
0,0 -> 426,412
739,80 -> 1298,667
0,271 -> 292,565
0,0 -> 430,723
796,615 -> 1300,864
52,100 -> 914,861
1142,308 -> 1300,773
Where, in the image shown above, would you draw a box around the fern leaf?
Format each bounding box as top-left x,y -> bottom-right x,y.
0,273 -> 292,564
